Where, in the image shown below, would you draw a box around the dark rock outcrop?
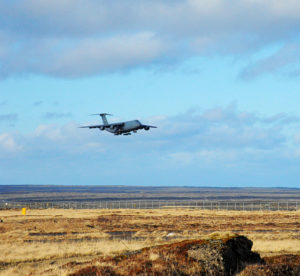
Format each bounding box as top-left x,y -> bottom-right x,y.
187,236 -> 262,275
70,235 -> 263,276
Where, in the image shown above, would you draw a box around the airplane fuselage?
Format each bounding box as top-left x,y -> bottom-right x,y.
106,120 -> 145,135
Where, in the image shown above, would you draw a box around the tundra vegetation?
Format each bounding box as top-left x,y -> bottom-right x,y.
0,208 -> 299,275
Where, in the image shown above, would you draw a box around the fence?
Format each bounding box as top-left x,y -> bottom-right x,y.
0,200 -> 299,211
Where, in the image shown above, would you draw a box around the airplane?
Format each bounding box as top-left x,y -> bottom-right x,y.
80,113 -> 157,135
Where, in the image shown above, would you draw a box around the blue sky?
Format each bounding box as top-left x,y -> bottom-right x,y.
1,0 -> 300,187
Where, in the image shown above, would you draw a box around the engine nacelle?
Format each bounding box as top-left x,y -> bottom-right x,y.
100,126 -> 105,131
144,126 -> 150,131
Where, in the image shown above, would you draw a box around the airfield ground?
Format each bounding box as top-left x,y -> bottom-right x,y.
0,208 -> 299,275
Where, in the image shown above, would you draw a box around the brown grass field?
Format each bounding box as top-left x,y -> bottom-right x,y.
0,208 -> 299,275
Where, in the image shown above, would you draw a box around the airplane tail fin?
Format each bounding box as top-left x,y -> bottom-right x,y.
90,113 -> 112,125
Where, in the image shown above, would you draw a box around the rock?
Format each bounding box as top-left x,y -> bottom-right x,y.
70,235 -> 263,276
187,236 -> 262,276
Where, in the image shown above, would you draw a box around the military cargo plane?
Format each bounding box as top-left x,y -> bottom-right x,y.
80,113 -> 157,135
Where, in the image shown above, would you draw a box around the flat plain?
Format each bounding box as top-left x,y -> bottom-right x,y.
0,208 -> 299,275
1,185 -> 300,202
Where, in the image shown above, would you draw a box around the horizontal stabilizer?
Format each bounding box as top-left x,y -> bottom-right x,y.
88,113 -> 112,125
89,113 -> 113,116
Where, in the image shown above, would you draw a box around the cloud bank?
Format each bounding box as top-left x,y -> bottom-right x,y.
1,106 -> 300,186
1,0 -> 300,78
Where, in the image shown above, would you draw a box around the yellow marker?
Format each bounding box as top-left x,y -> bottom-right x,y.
22,208 -> 26,215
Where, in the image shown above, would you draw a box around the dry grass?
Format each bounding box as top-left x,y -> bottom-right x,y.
0,240 -> 153,262
0,208 -> 299,275
252,239 -> 300,255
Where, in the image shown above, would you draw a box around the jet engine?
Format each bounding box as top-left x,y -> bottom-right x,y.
100,126 -> 105,130
144,126 -> 150,130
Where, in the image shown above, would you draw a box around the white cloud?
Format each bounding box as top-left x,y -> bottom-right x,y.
0,133 -> 22,153
240,43 -> 300,79
34,124 -> 65,141
263,0 -> 300,17
4,106 -> 294,160
0,33 -> 167,78
1,0 -> 300,78
47,33 -> 167,77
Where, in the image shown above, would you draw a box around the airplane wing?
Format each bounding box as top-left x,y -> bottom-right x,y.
142,125 -> 157,128
80,123 -> 124,129
141,124 -> 157,131
80,124 -> 105,129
